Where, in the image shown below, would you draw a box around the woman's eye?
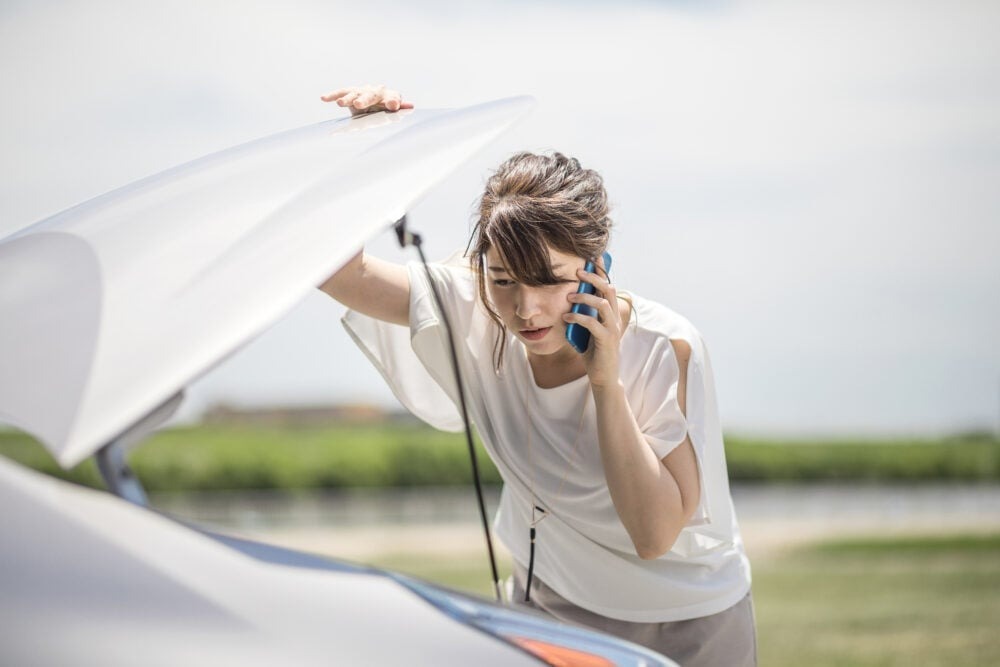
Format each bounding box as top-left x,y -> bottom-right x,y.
492,279 -> 515,287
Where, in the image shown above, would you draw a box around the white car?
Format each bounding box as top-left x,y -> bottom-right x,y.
0,97 -> 678,667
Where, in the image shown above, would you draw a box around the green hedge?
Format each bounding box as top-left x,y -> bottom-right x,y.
723,434 -> 1000,483
0,425 -> 997,492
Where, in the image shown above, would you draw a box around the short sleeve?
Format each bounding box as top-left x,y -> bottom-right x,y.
635,337 -> 691,461
341,254 -> 477,432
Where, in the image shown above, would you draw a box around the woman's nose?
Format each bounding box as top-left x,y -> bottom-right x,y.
514,286 -> 542,320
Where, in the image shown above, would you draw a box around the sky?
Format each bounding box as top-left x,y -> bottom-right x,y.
1,0 -> 998,437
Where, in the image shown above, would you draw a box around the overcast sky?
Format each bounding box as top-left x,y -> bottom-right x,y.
2,0 -> 998,437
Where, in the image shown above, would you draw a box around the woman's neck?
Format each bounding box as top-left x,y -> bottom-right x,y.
526,345 -> 587,389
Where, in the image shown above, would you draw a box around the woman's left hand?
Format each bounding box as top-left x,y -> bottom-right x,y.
563,256 -> 624,389
320,84 -> 412,116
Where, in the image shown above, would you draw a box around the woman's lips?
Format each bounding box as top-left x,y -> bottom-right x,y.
519,326 -> 552,341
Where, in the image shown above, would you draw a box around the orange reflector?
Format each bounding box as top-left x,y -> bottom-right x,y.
508,637 -> 615,667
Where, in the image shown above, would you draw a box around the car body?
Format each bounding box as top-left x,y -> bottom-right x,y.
0,98 -> 677,666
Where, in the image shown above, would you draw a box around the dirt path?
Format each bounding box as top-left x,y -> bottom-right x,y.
237,514 -> 1000,565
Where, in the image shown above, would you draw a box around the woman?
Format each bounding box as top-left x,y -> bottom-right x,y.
319,84 -> 756,666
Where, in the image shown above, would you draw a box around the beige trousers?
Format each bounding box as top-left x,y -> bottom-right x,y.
509,559 -> 757,667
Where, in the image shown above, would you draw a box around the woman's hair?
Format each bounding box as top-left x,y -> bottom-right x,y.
467,151 -> 613,370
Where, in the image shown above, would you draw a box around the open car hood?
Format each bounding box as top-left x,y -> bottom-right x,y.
0,97 -> 534,468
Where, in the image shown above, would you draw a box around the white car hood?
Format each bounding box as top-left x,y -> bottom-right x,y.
0,97 -> 533,468
0,457 -> 539,666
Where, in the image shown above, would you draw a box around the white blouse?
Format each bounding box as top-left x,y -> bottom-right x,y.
342,255 -> 752,622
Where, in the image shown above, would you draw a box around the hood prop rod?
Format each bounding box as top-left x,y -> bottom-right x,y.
395,216 -> 504,604
96,391 -> 184,507
96,441 -> 149,507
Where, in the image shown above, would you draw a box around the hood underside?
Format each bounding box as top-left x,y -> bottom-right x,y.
0,97 -> 534,467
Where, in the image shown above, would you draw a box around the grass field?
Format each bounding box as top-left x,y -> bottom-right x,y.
365,534 -> 1000,667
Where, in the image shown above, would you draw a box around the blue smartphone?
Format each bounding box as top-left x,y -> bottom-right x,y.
565,252 -> 613,353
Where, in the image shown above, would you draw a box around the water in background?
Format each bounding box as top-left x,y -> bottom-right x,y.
152,483 -> 1000,534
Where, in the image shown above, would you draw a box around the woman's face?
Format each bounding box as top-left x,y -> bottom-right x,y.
485,245 -> 586,357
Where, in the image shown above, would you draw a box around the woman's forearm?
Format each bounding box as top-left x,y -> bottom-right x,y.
592,381 -> 692,560
317,249 -> 411,326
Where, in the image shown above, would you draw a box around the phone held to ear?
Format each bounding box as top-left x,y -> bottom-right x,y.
565,252 -> 613,354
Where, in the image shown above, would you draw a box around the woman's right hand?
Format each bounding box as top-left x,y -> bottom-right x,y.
320,84 -> 413,116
